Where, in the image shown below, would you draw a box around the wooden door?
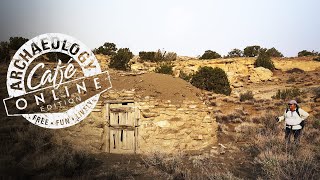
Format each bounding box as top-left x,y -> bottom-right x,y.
107,102 -> 137,154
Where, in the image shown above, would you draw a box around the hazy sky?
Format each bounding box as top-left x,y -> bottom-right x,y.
0,0 -> 319,57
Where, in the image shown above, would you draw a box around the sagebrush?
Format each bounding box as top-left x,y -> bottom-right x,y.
155,63 -> 174,75
272,88 -> 301,100
254,50 -> 275,71
191,66 -> 231,95
109,48 -> 133,71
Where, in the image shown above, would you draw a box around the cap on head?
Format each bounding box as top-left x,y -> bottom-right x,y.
288,100 -> 298,105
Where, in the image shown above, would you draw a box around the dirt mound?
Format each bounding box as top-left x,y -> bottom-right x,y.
109,72 -> 202,104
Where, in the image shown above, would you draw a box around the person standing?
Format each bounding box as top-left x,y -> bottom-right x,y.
276,100 -> 309,144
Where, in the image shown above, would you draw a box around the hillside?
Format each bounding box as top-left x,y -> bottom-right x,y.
98,55 -> 320,99
1,55 -> 320,179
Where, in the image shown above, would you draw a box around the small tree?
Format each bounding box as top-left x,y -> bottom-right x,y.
139,49 -> 177,62
314,87 -> 320,100
191,66 -> 231,95
313,56 -> 320,62
240,91 -> 254,102
46,52 -> 71,62
227,48 -> 243,58
199,50 -> 221,59
154,49 -> 165,61
0,41 -> 10,62
179,70 -> 193,82
139,51 -> 156,61
254,50 -> 275,71
94,42 -> 117,56
109,48 -> 133,71
243,45 -> 261,57
272,88 -> 301,100
164,52 -> 177,61
9,37 -> 28,50
298,50 -> 318,57
155,62 -> 174,75
0,36 -> 29,63
266,47 -> 283,57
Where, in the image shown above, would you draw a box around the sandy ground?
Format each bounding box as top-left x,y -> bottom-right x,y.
109,72 -> 203,104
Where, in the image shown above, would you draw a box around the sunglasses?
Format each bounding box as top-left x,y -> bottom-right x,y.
288,104 -> 295,106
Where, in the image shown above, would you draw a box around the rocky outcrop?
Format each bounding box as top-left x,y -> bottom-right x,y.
128,58 -> 273,85
249,67 -> 273,83
274,57 -> 320,71
123,56 -> 320,86
96,55 -> 320,85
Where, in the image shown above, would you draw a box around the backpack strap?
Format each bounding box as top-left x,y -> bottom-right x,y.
285,107 -> 301,117
296,107 -> 301,117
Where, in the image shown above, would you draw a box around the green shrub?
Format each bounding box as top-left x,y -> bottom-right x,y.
313,56 -> 320,62
240,91 -> 254,102
164,52 -> 177,61
155,63 -> 174,75
312,119 -> 320,130
139,49 -> 176,62
179,70 -> 193,82
227,48 -> 243,58
93,42 -> 117,56
243,46 -> 283,58
199,50 -> 221,59
0,37 -> 29,63
249,112 -> 320,180
298,50 -> 318,57
314,87 -> 320,99
0,41 -> 10,62
109,48 -> 133,71
254,50 -> 275,71
191,66 -> 231,95
142,152 -> 241,180
286,76 -> 295,83
9,37 -> 29,50
312,112 -> 320,128
266,47 -> 283,57
139,51 -> 156,61
272,88 -> 301,100
243,45 -> 261,57
46,52 -> 71,62
0,125 -> 99,178
256,144 -> 318,179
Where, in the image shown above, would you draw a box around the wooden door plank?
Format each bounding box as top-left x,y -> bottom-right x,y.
108,102 -> 138,154
122,130 -> 127,150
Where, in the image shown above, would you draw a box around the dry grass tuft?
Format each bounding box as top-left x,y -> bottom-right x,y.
141,152 -> 241,180
246,113 -> 320,180
0,124 -> 99,179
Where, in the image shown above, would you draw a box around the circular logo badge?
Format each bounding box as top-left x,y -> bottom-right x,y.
4,33 -> 111,129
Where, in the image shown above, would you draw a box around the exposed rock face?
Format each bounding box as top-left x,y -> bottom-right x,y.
117,56 -> 320,85
128,58 -> 262,85
249,67 -> 273,83
96,55 -> 320,86
274,57 -> 320,71
172,58 -> 252,85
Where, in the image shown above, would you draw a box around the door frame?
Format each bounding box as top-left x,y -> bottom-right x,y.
105,100 -> 139,154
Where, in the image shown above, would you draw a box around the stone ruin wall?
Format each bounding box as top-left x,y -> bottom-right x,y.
56,90 -> 218,154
